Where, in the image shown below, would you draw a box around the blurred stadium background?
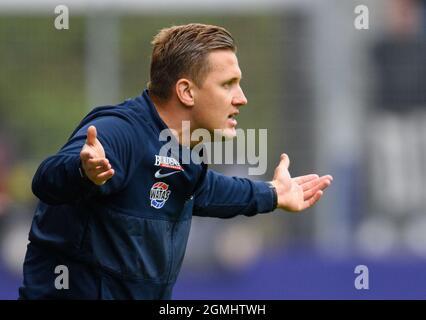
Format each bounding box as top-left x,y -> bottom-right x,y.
1,0 -> 426,299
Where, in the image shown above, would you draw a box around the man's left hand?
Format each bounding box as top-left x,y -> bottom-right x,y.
271,153 -> 333,212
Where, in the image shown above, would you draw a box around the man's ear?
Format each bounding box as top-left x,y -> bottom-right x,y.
175,79 -> 195,107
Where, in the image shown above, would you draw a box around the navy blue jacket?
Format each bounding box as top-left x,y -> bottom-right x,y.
19,90 -> 276,299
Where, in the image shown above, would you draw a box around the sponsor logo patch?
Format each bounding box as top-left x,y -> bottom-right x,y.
154,169 -> 181,179
154,155 -> 183,171
150,182 -> 171,209
154,155 -> 183,179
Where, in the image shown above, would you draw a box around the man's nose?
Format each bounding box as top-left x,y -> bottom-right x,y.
232,87 -> 248,106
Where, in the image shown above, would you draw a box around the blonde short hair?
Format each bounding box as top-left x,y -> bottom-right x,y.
148,23 -> 236,100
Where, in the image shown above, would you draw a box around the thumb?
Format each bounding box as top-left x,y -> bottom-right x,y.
86,125 -> 97,146
279,153 -> 290,170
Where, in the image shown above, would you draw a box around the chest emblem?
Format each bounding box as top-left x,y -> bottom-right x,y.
150,182 -> 171,209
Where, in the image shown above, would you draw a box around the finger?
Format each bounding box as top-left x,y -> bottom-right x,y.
303,179 -> 331,200
294,174 -> 319,185
96,168 -> 115,182
88,164 -> 112,176
303,178 -> 331,199
302,190 -> 323,210
320,174 -> 333,182
279,153 -> 290,169
299,175 -> 331,192
86,125 -> 97,146
97,163 -> 112,172
300,177 -> 321,192
86,158 -> 110,168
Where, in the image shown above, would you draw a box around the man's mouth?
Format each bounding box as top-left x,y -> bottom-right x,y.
227,112 -> 238,126
228,111 -> 239,120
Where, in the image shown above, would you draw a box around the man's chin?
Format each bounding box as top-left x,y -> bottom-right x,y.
214,128 -> 237,141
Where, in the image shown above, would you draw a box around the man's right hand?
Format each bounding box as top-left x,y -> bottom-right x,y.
80,125 -> 115,185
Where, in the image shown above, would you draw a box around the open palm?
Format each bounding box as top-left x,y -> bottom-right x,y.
271,154 -> 332,212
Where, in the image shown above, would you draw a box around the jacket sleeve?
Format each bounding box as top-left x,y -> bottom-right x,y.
32,115 -> 143,205
193,168 -> 277,218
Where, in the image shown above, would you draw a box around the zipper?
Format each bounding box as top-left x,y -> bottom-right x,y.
166,221 -> 176,283
165,196 -> 193,283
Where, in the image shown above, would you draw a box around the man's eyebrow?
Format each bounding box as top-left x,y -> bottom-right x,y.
226,76 -> 242,83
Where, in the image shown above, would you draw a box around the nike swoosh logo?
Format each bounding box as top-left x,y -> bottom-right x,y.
154,169 -> 181,179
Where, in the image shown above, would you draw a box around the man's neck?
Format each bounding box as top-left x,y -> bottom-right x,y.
149,93 -> 194,148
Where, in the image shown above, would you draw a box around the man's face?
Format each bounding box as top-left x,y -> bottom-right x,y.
191,49 -> 248,139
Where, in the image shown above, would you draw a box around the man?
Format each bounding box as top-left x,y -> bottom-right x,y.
19,23 -> 332,299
